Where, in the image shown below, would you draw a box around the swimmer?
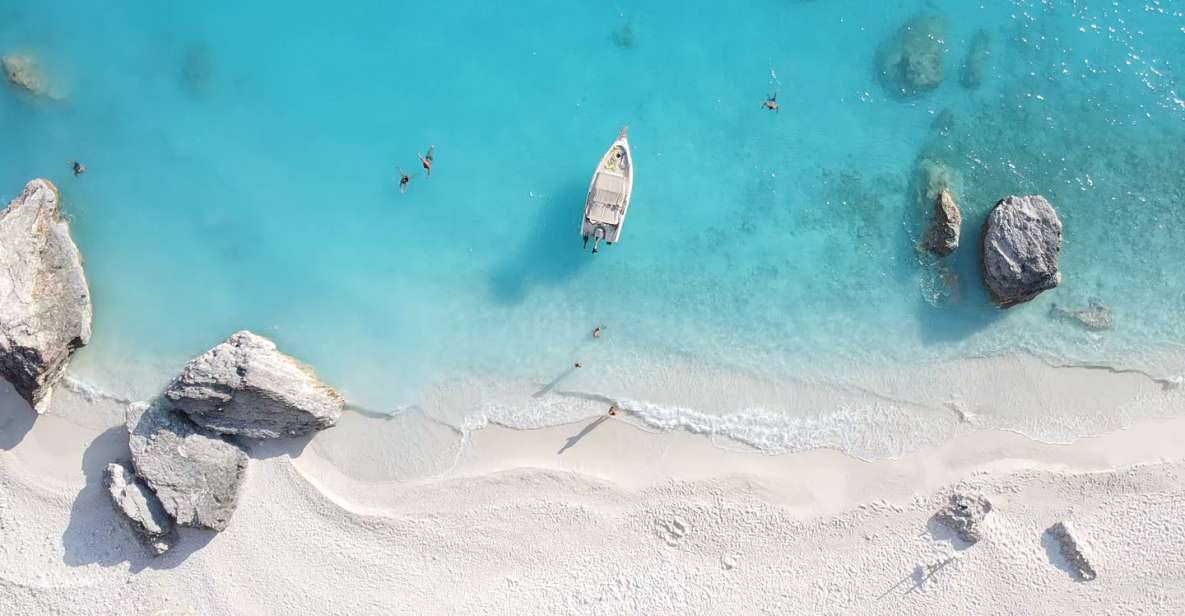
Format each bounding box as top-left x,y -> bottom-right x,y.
418,146 -> 434,177
608,405 -> 619,417
592,326 -> 603,339
762,92 -> 779,113
398,168 -> 411,194
69,160 -> 87,177
574,362 -> 583,369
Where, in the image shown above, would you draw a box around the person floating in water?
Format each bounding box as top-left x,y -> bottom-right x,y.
418,146 -> 434,177
69,160 -> 87,177
608,404 -> 619,417
574,362 -> 583,369
398,168 -> 411,194
762,92 -> 779,113
592,326 -> 603,339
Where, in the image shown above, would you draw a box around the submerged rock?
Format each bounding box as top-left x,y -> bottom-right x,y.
126,400 -> 248,531
982,195 -> 1063,307
104,462 -> 178,556
960,29 -> 992,89
1046,521 -> 1097,581
1050,300 -> 1114,331
1,53 -> 58,99
923,189 -> 962,256
932,494 -> 992,545
164,331 -> 344,439
877,13 -> 948,97
0,179 -> 93,412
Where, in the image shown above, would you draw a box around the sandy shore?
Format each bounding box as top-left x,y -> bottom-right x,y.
2,359 -> 1185,615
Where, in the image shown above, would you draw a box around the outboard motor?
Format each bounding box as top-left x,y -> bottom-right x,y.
591,226 -> 605,254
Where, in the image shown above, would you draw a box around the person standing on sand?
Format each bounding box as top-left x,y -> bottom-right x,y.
398,168 -> 411,194
418,146 -> 435,177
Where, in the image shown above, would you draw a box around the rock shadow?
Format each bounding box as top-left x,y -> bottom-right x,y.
61,427 -> 214,573
489,181 -> 591,305
925,514 -> 973,552
241,433 -> 314,460
0,379 -> 35,450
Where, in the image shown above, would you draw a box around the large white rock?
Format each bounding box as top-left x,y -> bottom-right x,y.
104,462 -> 178,555
0,179 -> 92,412
982,195 -> 1063,307
126,400 -> 248,532
164,331 -> 344,439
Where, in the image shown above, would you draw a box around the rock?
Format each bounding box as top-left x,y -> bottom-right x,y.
0,179 -> 93,412
930,108 -> 956,136
1050,300 -> 1114,331
877,13 -> 948,97
103,462 -> 178,556
982,195 -> 1063,307
126,400 -> 248,531
1046,521 -> 1097,581
932,494 -> 992,545
164,331 -> 344,439
960,30 -> 992,90
923,189 -> 962,256
1,53 -> 58,99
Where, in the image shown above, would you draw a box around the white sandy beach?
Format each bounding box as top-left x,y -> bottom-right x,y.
2,357 -> 1184,615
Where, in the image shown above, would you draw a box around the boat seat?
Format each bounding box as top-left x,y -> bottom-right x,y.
587,200 -> 622,225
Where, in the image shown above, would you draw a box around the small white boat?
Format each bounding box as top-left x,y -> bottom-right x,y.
582,126 -> 634,253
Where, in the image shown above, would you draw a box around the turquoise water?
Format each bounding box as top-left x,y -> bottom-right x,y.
2,2 -> 1185,439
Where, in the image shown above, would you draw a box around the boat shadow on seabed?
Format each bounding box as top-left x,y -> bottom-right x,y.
489,181 -> 591,305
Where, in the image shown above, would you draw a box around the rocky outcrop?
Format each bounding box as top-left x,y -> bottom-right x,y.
982,195 -> 1063,307
164,331 -> 344,439
0,179 -> 92,412
126,400 -> 248,531
1050,300 -> 1113,331
923,189 -> 962,256
932,494 -> 992,545
877,13 -> 948,97
2,53 -> 58,99
960,30 -> 992,89
104,462 -> 178,555
1046,521 -> 1097,581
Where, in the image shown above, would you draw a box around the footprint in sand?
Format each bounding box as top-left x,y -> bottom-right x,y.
655,516 -> 689,546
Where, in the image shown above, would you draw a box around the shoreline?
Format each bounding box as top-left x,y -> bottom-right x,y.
3,370 -> 1185,613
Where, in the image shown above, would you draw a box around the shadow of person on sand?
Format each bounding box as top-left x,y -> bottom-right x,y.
61,427 -> 214,573
489,181 -> 592,305
557,416 -> 610,455
0,379 -> 36,450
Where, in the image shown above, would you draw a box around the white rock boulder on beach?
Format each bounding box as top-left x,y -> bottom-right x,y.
932,493 -> 992,545
982,195 -> 1063,307
1046,521 -> 1097,581
0,179 -> 92,412
164,331 -> 344,439
126,400 -> 248,532
103,462 -> 178,555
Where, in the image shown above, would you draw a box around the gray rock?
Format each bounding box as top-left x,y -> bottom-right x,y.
103,462 -> 178,555
164,331 -> 344,439
933,494 -> 992,545
982,195 -> 1063,307
923,189 -> 962,256
0,179 -> 92,412
877,13 -> 948,97
1046,521 -> 1097,581
126,400 -> 248,531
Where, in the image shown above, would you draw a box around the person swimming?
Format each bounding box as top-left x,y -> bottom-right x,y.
763,92 -> 779,113
69,160 -> 86,177
608,404 -> 619,417
592,326 -> 603,339
398,168 -> 411,193
418,146 -> 434,177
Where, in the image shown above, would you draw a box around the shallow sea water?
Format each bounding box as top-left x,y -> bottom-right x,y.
2,1 -> 1184,457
